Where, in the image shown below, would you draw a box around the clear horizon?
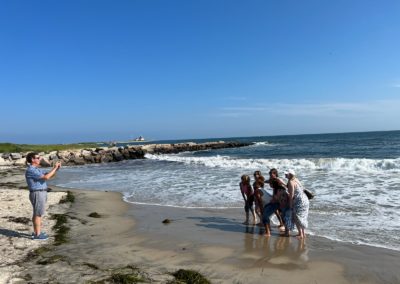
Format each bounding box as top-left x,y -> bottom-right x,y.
1,1 -> 400,144
2,129 -> 400,145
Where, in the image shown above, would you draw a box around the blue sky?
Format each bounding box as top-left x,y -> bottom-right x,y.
1,0 -> 399,143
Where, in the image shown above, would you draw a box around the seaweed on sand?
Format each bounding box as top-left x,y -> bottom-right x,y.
51,213 -> 70,245
87,265 -> 149,283
169,269 -> 211,284
88,212 -> 101,218
59,191 -> 75,204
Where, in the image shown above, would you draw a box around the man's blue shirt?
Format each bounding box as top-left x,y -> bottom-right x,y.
25,165 -> 47,191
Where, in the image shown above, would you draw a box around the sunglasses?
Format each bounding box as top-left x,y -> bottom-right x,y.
34,157 -> 41,160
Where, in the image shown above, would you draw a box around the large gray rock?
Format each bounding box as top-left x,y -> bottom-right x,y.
10,153 -> 22,160
93,154 -> 102,163
120,148 -> 131,159
1,141 -> 250,168
0,157 -> 12,166
100,154 -> 114,163
83,155 -> 95,163
81,150 -> 92,156
112,151 -> 124,161
142,145 -> 156,153
13,158 -> 26,166
39,159 -> 51,167
2,153 -> 11,159
69,157 -> 86,165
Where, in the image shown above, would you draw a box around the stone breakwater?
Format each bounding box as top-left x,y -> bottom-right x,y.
0,141 -> 251,167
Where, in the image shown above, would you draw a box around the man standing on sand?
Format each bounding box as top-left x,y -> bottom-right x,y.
25,152 -> 61,240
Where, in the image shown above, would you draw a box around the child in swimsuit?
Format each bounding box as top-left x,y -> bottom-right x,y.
240,175 -> 257,225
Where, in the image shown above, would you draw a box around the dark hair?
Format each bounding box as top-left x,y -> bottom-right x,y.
26,152 -> 38,164
254,180 -> 264,189
253,170 -> 262,177
269,168 -> 278,177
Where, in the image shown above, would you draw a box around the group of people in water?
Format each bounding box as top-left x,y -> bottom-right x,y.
239,168 -> 309,239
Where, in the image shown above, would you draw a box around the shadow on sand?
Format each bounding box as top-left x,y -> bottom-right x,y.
0,228 -> 32,239
187,216 -> 253,233
187,216 -> 283,236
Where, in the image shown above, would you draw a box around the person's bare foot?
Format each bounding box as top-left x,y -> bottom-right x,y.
264,233 -> 271,237
280,231 -> 290,237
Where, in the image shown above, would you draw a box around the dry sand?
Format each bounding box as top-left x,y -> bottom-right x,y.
0,167 -> 67,284
1,167 -> 399,283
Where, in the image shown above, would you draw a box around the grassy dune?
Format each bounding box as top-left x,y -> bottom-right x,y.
0,142 -> 99,153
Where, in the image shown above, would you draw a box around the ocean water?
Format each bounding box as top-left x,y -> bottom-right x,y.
52,130 -> 400,251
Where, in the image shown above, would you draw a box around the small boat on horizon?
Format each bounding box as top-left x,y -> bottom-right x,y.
133,135 -> 145,141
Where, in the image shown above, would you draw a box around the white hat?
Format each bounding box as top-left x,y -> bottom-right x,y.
284,169 -> 296,176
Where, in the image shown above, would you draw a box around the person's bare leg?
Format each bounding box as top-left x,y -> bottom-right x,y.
301,228 -> 306,239
32,215 -> 41,236
280,227 -> 289,237
243,212 -> 249,224
275,210 -> 284,228
293,218 -> 301,237
251,209 -> 257,225
264,223 -> 271,237
294,220 -> 305,239
255,208 -> 262,225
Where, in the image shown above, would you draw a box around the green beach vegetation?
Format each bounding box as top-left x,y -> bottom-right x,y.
0,142 -> 99,153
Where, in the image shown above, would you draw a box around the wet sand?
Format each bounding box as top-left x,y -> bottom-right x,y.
127,202 -> 400,284
4,183 -> 397,283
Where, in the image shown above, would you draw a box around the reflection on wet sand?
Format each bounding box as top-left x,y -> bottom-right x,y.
243,225 -> 309,270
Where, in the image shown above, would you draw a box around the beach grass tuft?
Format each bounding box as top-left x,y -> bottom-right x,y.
110,272 -> 147,283
170,269 -> 211,284
59,191 -> 75,204
5,216 -> 31,225
24,246 -> 53,261
89,265 -> 150,283
88,212 -> 102,218
51,213 -> 70,245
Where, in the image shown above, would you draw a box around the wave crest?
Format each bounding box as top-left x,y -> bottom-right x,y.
145,154 -> 400,173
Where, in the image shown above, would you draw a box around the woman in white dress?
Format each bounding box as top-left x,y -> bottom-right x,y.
285,169 -> 309,239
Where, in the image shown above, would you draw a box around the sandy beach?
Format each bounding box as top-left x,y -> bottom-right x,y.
0,167 -> 67,283
1,167 -> 400,283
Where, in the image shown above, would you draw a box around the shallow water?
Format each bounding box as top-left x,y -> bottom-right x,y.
52,130 -> 400,251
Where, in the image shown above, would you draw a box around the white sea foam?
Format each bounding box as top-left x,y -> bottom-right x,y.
253,141 -> 269,146
145,154 -> 400,173
250,141 -> 282,147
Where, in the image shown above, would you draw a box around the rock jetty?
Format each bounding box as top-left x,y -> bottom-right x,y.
0,141 -> 251,167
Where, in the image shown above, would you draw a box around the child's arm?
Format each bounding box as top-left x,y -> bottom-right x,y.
239,183 -> 247,202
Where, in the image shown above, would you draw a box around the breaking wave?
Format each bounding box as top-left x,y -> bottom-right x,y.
145,154 -> 400,173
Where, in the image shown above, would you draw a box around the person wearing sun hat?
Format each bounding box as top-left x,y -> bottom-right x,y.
285,169 -> 309,239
